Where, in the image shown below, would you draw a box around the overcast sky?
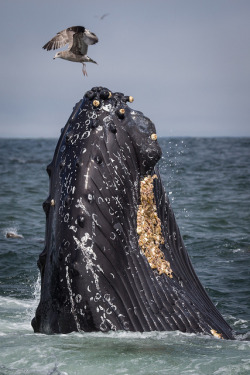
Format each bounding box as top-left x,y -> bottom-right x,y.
1,0 -> 250,138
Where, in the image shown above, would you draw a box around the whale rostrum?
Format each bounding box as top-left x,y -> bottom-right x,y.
32,86 -> 235,339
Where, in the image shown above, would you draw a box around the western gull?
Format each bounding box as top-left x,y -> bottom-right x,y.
43,26 -> 98,76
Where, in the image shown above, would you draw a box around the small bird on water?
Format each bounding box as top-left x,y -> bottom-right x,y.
43,26 -> 98,76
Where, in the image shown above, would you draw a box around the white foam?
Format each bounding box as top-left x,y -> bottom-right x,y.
0,296 -> 32,309
232,248 -> 244,253
2,225 -> 24,239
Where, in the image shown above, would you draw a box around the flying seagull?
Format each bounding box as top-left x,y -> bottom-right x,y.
100,13 -> 109,20
95,13 -> 110,21
43,26 -> 98,76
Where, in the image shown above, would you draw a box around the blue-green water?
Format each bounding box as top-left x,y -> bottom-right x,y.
0,137 -> 249,375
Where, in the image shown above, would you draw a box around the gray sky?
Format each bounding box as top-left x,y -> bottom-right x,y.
1,0 -> 250,138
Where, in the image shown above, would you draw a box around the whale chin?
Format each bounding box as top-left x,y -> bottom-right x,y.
32,86 -> 235,340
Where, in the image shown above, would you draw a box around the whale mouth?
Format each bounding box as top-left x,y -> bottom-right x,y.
32,87 -> 235,340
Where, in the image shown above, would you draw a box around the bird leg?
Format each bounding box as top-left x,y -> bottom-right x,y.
82,63 -> 88,76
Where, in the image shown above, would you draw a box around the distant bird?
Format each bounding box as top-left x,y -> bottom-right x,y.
100,13 -> 109,20
6,232 -> 23,239
43,26 -> 98,76
95,13 -> 110,21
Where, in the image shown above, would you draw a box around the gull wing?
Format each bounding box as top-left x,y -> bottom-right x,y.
42,26 -> 86,51
70,29 -> 99,55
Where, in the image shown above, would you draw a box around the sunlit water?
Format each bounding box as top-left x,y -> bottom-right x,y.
0,138 -> 249,375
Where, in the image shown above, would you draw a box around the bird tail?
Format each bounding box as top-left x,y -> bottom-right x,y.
88,57 -> 98,64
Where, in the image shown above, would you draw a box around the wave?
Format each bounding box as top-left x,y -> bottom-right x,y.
0,295 -> 250,375
1,293 -> 249,342
8,156 -> 47,165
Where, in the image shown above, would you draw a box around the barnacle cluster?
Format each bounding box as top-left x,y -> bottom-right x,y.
137,175 -> 173,278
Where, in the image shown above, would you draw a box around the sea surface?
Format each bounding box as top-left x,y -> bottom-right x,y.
0,137 -> 249,375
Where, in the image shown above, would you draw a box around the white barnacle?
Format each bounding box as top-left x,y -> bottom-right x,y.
112,195 -> 123,208
87,111 -> 97,120
102,104 -> 112,112
71,133 -> 80,145
104,294 -> 110,301
64,213 -> 70,223
94,293 -> 101,302
110,232 -> 116,240
79,309 -> 85,317
65,265 -> 80,331
73,233 -> 103,290
98,196 -> 104,204
109,207 -> 115,216
92,213 -> 101,227
75,197 -> 91,216
81,130 -> 91,140
75,294 -> 82,303
84,166 -> 91,190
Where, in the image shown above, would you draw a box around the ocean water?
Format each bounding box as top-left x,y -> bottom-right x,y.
0,137 -> 249,375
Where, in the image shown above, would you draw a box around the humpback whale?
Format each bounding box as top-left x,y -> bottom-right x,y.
32,86 -> 235,339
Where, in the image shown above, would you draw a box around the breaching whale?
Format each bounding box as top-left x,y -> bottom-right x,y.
32,86 -> 235,339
